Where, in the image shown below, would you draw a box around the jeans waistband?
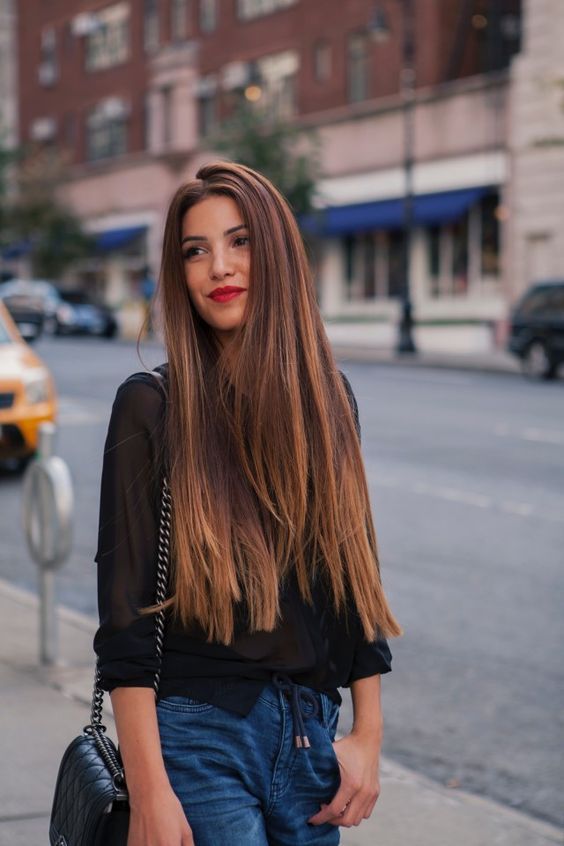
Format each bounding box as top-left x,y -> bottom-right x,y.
271,672 -> 320,751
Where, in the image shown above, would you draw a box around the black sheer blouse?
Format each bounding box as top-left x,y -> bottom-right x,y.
93,366 -> 392,715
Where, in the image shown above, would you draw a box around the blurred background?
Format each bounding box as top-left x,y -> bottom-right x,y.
0,1 -> 563,843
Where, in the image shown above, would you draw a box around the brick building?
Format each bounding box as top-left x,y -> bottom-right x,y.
14,0 -> 524,333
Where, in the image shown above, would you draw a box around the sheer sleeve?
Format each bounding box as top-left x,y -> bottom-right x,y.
339,370 -> 393,682
93,373 -> 166,691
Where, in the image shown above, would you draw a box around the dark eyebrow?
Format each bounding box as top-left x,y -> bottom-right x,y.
181,224 -> 248,245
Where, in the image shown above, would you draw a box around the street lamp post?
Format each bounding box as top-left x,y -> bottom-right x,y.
369,0 -> 417,354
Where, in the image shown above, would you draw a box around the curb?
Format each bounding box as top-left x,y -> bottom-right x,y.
331,345 -> 523,376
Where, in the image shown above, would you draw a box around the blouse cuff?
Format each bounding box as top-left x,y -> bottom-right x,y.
347,635 -> 392,685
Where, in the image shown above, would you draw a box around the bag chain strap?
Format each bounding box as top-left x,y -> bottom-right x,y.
86,476 -> 171,786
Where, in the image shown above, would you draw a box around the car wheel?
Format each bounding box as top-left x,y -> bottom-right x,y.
1,454 -> 33,475
44,316 -> 57,335
103,324 -> 117,339
521,341 -> 556,380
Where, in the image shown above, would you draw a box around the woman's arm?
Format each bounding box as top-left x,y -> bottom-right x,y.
308,675 -> 383,829
111,687 -> 194,845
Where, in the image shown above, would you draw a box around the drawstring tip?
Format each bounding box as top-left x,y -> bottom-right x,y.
303,735 -> 311,749
295,736 -> 303,748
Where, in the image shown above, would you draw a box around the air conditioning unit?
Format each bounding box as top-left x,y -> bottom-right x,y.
71,13 -> 101,36
30,117 -> 57,141
221,61 -> 249,92
38,63 -> 57,87
101,97 -> 130,120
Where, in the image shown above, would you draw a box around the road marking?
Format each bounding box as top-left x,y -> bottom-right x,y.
500,501 -> 535,517
521,427 -> 564,445
57,397 -> 108,426
412,482 -> 491,508
371,474 -> 563,524
494,423 -> 564,445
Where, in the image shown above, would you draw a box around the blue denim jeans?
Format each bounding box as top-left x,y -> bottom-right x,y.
156,680 -> 342,845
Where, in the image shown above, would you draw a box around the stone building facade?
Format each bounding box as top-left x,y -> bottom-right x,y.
507,0 -> 564,297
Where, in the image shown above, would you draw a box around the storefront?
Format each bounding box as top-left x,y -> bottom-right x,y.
314,186 -> 504,320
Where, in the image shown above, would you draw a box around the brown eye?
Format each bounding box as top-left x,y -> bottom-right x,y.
182,246 -> 204,259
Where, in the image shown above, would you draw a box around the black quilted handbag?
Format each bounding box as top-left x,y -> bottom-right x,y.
49,477 -> 172,846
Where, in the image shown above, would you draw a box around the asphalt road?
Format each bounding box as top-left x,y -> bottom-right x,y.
1,336 -> 563,828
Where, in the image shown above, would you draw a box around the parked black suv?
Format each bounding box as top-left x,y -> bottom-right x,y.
507,280 -> 564,379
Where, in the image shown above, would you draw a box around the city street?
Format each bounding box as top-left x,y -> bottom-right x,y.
1,336 -> 563,830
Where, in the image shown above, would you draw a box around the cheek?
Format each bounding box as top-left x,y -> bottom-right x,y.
184,268 -> 204,300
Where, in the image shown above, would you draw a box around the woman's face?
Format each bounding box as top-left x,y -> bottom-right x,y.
181,195 -> 250,347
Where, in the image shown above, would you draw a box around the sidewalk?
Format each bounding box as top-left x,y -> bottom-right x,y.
324,320 -> 524,376
1,578 -> 562,846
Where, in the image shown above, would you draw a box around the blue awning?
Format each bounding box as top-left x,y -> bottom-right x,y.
1,240 -> 32,260
95,225 -> 146,252
303,187 -> 494,236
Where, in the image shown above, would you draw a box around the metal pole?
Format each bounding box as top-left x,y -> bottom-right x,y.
38,423 -> 57,665
22,421 -> 74,667
396,0 -> 417,354
39,568 -> 58,665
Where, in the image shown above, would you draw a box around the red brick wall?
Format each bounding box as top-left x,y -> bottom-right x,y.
18,0 -> 521,164
18,0 -> 149,161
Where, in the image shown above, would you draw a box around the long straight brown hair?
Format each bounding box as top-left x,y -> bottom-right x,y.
153,160 -> 402,646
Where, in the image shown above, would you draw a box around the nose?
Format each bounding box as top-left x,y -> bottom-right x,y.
209,247 -> 235,280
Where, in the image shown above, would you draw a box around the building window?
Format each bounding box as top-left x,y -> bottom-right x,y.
144,0 -> 159,53
480,193 -> 500,276
450,214 -> 469,295
427,225 -> 441,297
198,94 -> 217,136
342,232 -> 389,301
313,40 -> 331,82
86,99 -> 128,161
38,28 -> 58,86
162,87 -> 173,147
250,50 -> 299,120
171,0 -> 190,40
200,0 -> 217,33
387,230 -> 404,298
237,0 -> 297,20
85,3 -> 129,71
347,32 -> 369,103
143,92 -> 151,150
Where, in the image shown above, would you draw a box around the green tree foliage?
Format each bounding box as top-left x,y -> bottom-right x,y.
0,145 -> 93,279
207,100 -> 322,219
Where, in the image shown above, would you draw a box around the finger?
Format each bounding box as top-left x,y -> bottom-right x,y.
328,795 -> 365,828
362,793 -> 379,819
308,789 -> 355,826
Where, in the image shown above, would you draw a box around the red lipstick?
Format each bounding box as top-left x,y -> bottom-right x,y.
208,286 -> 246,303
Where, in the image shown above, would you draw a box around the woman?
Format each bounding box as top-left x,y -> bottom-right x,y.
94,161 -> 402,846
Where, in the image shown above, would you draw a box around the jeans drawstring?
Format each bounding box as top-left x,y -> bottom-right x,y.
271,673 -> 319,749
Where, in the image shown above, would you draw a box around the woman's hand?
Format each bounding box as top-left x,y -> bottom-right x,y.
127,785 -> 194,845
308,731 -> 381,828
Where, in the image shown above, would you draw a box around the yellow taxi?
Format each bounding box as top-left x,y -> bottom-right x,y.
0,300 -> 57,472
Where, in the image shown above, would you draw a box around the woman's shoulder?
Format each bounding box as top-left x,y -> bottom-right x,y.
111,363 -> 168,430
